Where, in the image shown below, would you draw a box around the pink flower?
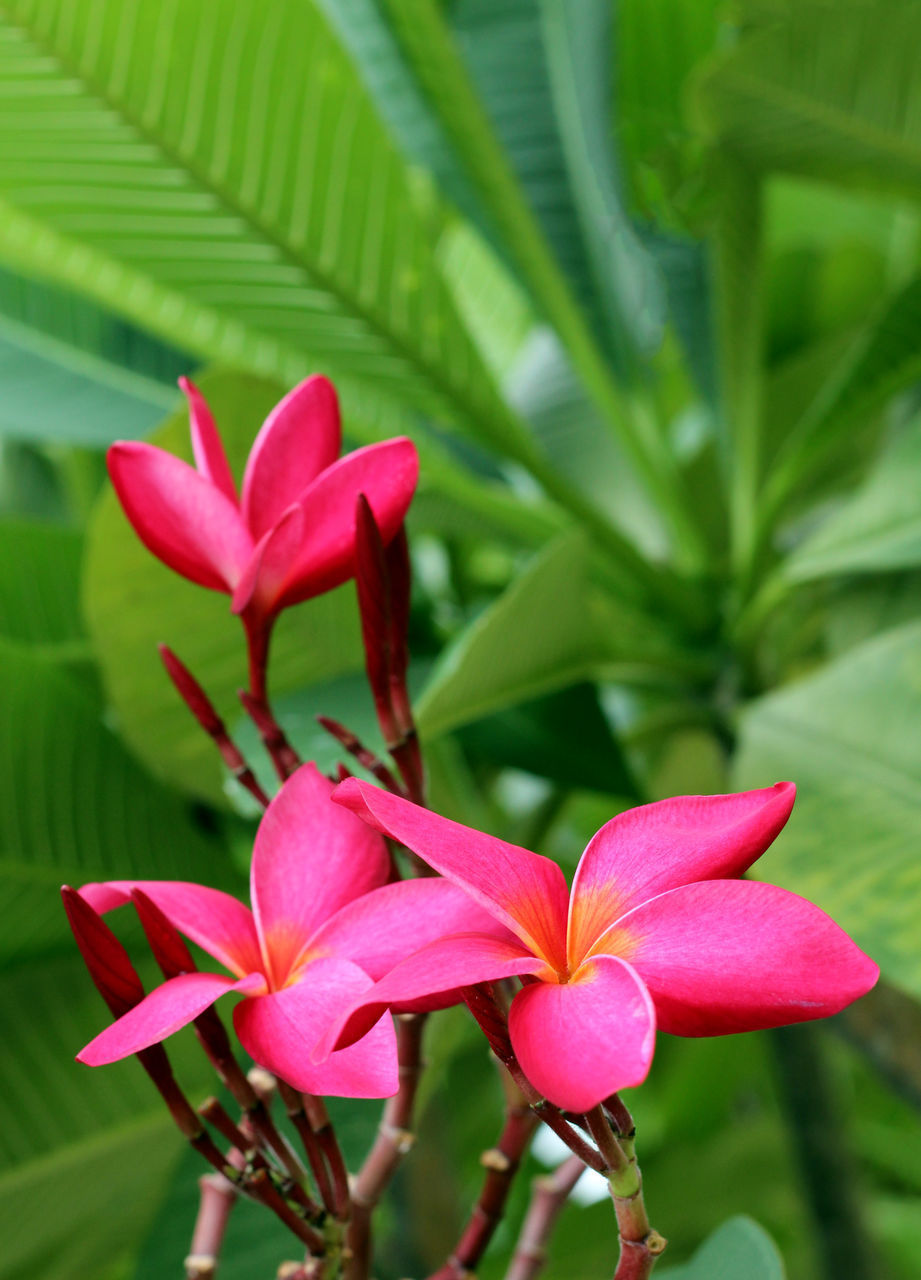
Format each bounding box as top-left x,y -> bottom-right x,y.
107,376 -> 418,628
322,780 -> 879,1112
75,763 -> 501,1098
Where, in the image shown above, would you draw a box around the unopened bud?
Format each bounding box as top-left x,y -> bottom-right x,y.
61,886 -> 145,1017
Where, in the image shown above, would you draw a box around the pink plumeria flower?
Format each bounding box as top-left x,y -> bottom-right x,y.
75,763 -> 504,1098
321,780 -> 879,1112
107,375 -> 418,630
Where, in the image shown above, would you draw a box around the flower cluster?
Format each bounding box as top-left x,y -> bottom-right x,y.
65,374 -> 881,1273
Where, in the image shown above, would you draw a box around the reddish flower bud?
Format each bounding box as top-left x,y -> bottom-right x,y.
61,885 -> 145,1017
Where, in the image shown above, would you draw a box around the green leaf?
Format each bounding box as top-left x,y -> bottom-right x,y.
656,1216 -> 785,1279
0,520 -> 84,652
617,0 -> 723,224
785,418 -> 921,581
415,533 -> 608,739
457,683 -> 638,797
733,621 -> 921,998
695,1 -> 921,200
0,0 -> 525,461
765,274 -> 921,512
83,369 -> 364,806
0,264 -> 184,447
539,0 -> 665,368
0,953 -> 210,1280
0,640 -> 229,964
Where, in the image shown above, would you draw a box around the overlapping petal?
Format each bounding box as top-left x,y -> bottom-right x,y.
610,880 -> 879,1036
79,880 -> 263,978
179,377 -> 238,503
567,782 -> 795,965
234,957 -> 398,1098
274,439 -> 420,609
333,779 -> 569,969
231,505 -> 305,617
78,971 -> 263,1065
241,375 -> 342,538
309,878 -> 515,980
317,933 -> 548,1061
107,442 -> 253,592
250,764 -> 391,987
508,956 -> 656,1112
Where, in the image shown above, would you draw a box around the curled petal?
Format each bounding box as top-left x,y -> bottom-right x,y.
233,957 -> 398,1098
107,442 -> 253,592
241,375 -> 341,539
78,971 -> 263,1065
333,779 -> 569,970
249,763 -> 391,988
79,881 -> 263,979
315,933 -> 547,1061
608,879 -> 879,1036
310,877 -> 516,980
179,377 -> 238,504
568,783 -> 795,966
509,957 -> 656,1113
274,439 -> 419,609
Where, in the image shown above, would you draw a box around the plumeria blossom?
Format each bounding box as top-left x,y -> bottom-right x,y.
322,779 -> 879,1113
75,763 -> 505,1098
107,375 -> 418,629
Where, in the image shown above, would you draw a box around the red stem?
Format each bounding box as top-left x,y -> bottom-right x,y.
427,1074 -> 538,1279
241,616 -> 301,782
159,645 -> 270,808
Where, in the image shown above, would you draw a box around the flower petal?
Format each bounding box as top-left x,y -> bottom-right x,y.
310,877 -> 516,980
231,505 -> 305,618
274,438 -> 419,609
605,879 -> 879,1036
78,971 -> 263,1065
107,442 -> 253,591
179,376 -> 238,504
233,957 -> 398,1098
509,956 -> 656,1113
333,779 -> 569,969
241,375 -> 342,539
79,881 -> 263,979
315,933 -> 547,1061
251,763 -> 391,989
567,783 -> 795,967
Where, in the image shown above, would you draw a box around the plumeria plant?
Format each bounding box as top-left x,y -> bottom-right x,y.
64,378 -> 878,1280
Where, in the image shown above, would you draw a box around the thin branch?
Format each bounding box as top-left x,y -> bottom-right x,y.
316,715 -> 405,795
427,1073 -> 538,1279
185,1152 -> 245,1280
159,645 -> 270,807
346,1014 -> 426,1279
504,1155 -> 585,1280
239,688 -> 301,782
584,1108 -> 665,1280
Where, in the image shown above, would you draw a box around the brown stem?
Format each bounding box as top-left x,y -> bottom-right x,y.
159,645 -> 270,808
427,1074 -> 539,1279
249,1170 -> 326,1254
302,1095 -> 350,1222
276,1079 -> 337,1217
316,715 -> 406,796
504,1155 -> 585,1280
345,1014 -> 426,1279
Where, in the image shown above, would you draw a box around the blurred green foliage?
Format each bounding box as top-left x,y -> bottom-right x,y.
1,0 -> 921,1275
